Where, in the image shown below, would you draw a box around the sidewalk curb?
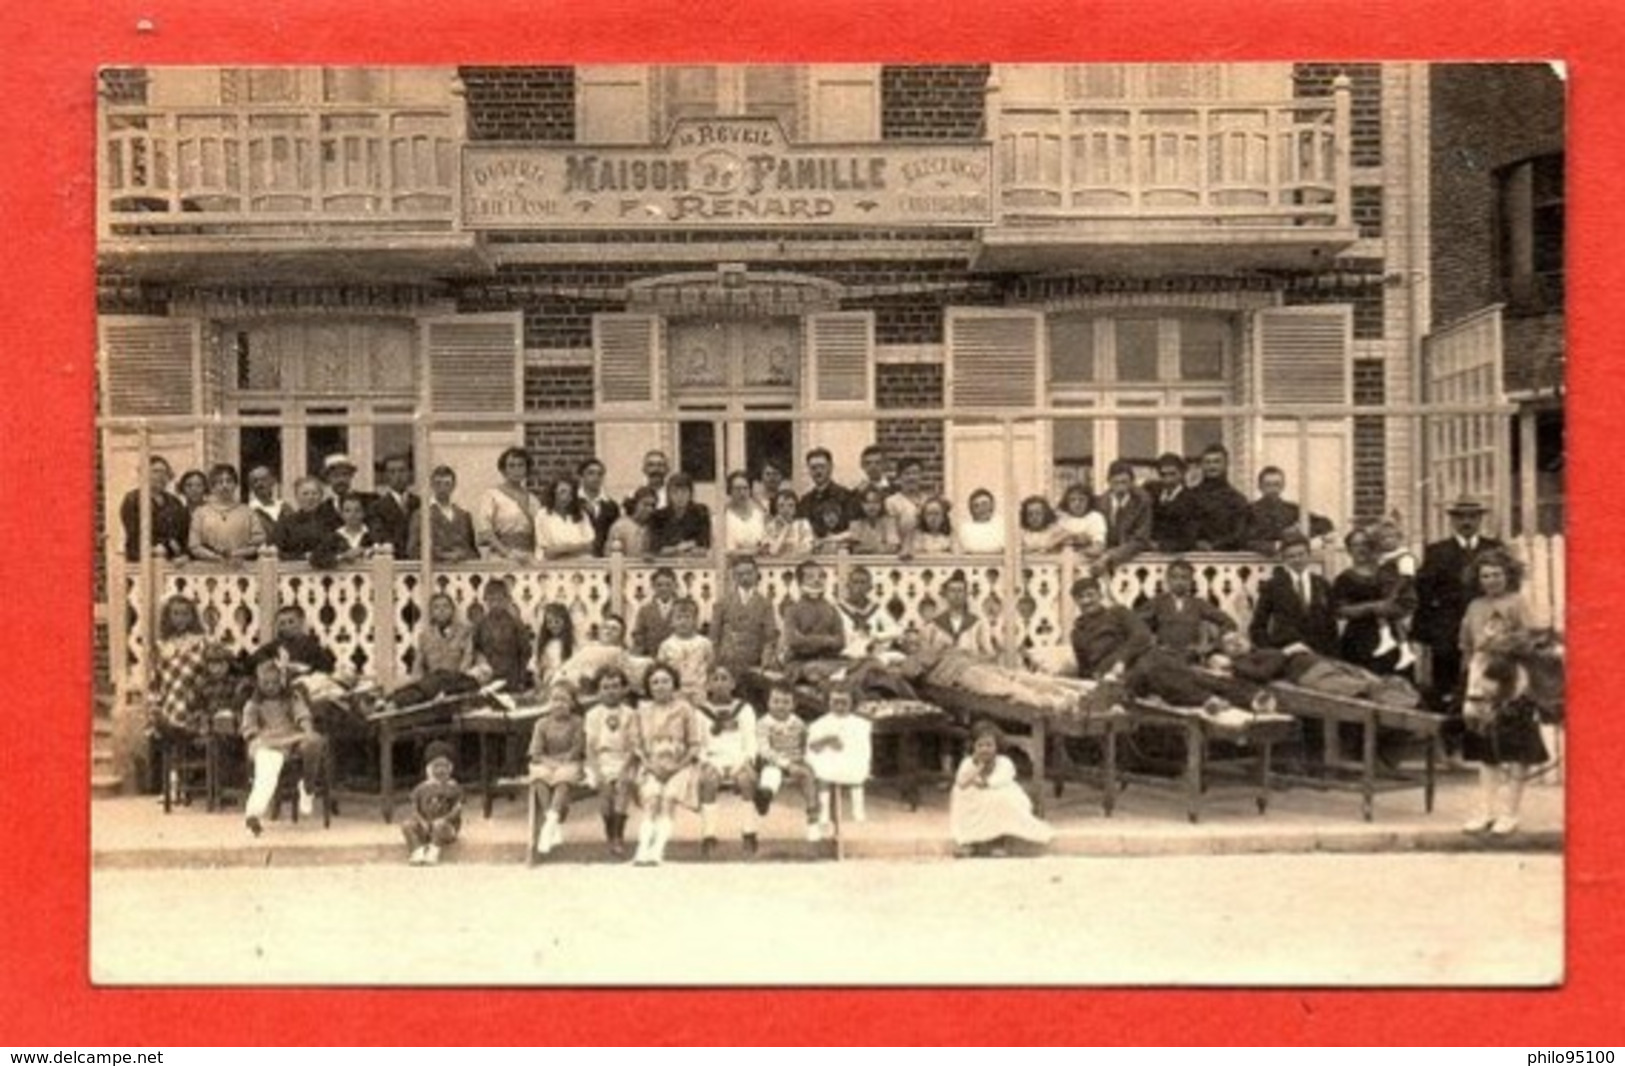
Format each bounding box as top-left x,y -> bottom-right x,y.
92,827 -> 1563,871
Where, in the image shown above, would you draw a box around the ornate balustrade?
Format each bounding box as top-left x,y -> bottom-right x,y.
114,546 -> 1306,696
100,102 -> 460,237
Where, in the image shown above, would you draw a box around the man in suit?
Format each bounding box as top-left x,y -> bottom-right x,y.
797,446 -> 852,540
367,453 -> 420,559
1243,466 -> 1301,556
1248,532 -> 1339,656
245,465 -> 292,546
1414,496 -> 1505,737
1149,452 -> 1199,553
711,555 -> 780,677
314,453 -> 372,533
576,457 -> 621,557
120,455 -> 191,562
1096,459 -> 1152,572
1188,443 -> 1251,552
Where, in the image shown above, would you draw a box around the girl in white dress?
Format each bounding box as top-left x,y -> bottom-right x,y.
950,721 -> 1055,856
721,469 -> 769,554
535,476 -> 595,560
806,685 -> 874,826
956,488 -> 1006,555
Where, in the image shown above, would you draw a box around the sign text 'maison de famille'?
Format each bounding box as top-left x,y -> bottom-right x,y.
462,119 -> 994,228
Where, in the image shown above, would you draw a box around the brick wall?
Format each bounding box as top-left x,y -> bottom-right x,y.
523,363 -> 597,484
1428,63 -> 1565,327
100,68 -> 148,106
881,66 -> 989,141
1352,185 -> 1384,239
1294,63 -> 1383,166
460,66 -> 576,142
1504,312 -> 1565,395
1349,358 -> 1386,520
875,364 -> 945,493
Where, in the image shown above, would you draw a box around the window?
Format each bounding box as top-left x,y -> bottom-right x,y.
659,65 -> 801,141
1046,312 -> 1236,486
1498,153 -> 1565,313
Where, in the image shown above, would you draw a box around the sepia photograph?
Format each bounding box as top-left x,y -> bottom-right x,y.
89,61 -> 1566,987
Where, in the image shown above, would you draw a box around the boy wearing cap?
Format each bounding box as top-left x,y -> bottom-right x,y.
404,740 -> 463,866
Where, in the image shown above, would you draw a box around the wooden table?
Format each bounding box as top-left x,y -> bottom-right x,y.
456,702 -> 549,818
1266,683 -> 1442,821
369,694 -> 483,823
865,699 -> 966,811
1122,699 -> 1299,823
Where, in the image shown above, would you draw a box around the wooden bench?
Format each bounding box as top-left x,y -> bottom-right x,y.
1266,683 -> 1442,821
1120,698 -> 1298,824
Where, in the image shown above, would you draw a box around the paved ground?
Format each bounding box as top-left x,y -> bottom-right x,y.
91,852 -> 1563,987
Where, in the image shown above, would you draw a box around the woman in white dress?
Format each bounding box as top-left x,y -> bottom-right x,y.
950,721 -> 1054,856
721,469 -> 768,554
475,447 -> 542,562
1052,482 -> 1108,557
535,476 -> 596,560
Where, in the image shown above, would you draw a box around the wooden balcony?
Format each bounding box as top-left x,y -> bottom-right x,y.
98,100 -> 487,282
978,80 -> 1359,273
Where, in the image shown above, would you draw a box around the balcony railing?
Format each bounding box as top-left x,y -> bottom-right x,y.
99,102 -> 462,238
110,547 -> 1294,699
990,84 -> 1352,230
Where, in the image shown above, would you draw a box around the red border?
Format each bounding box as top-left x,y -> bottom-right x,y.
2,0 -> 1619,1045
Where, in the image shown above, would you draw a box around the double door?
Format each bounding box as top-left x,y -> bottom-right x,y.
669,318 -> 801,511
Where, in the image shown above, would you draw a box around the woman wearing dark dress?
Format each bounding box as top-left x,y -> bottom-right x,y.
272,477 -> 334,562
1331,527 -> 1417,676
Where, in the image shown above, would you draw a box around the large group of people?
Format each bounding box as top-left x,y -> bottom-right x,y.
124,441 -> 1337,573
132,438 -> 1553,859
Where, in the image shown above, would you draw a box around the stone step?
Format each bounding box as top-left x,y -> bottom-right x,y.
91,774 -> 126,800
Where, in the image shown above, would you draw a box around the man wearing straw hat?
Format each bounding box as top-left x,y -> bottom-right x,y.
1415,495 -> 1505,756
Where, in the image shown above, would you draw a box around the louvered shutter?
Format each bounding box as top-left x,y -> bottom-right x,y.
1255,305 -> 1352,407
98,316 -> 205,567
594,314 -> 669,501
803,311 -> 875,480
99,317 -> 202,418
946,309 -> 1043,410
420,313 -> 523,502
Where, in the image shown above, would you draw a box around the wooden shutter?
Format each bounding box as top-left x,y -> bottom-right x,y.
422,313 -> 523,416
594,314 -> 669,500
807,312 -> 874,409
1255,305 -> 1352,407
803,311 -> 875,479
419,313 -> 523,503
809,65 -> 878,142
946,309 -> 1043,410
576,66 -> 652,144
99,317 -> 202,418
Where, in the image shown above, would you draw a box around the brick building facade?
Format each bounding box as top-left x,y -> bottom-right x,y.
97,62 -> 1462,565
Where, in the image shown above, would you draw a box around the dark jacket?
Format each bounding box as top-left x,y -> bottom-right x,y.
1070,605 -> 1153,679
579,494 -> 622,557
1414,536 -> 1505,649
798,481 -> 853,538
1100,488 -> 1153,566
272,509 -> 333,561
1242,497 -> 1302,556
1149,484 -> 1200,554
650,503 -> 712,553
120,488 -> 191,562
1248,567 -> 1340,657
367,490 -> 421,559
1188,476 -> 1251,551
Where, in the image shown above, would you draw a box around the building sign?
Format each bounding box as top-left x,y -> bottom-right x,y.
462,119 -> 994,229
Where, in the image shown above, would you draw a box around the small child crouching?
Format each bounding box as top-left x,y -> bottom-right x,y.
404,740 -> 463,865
807,684 -> 874,829
528,683 -> 586,857
697,665 -> 761,858
950,721 -> 1055,857
583,666 -> 639,856
754,682 -> 822,842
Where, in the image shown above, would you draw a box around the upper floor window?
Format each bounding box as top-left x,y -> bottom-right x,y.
576,65 -> 879,145
998,63 -> 1293,104
1498,153 -> 1565,313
